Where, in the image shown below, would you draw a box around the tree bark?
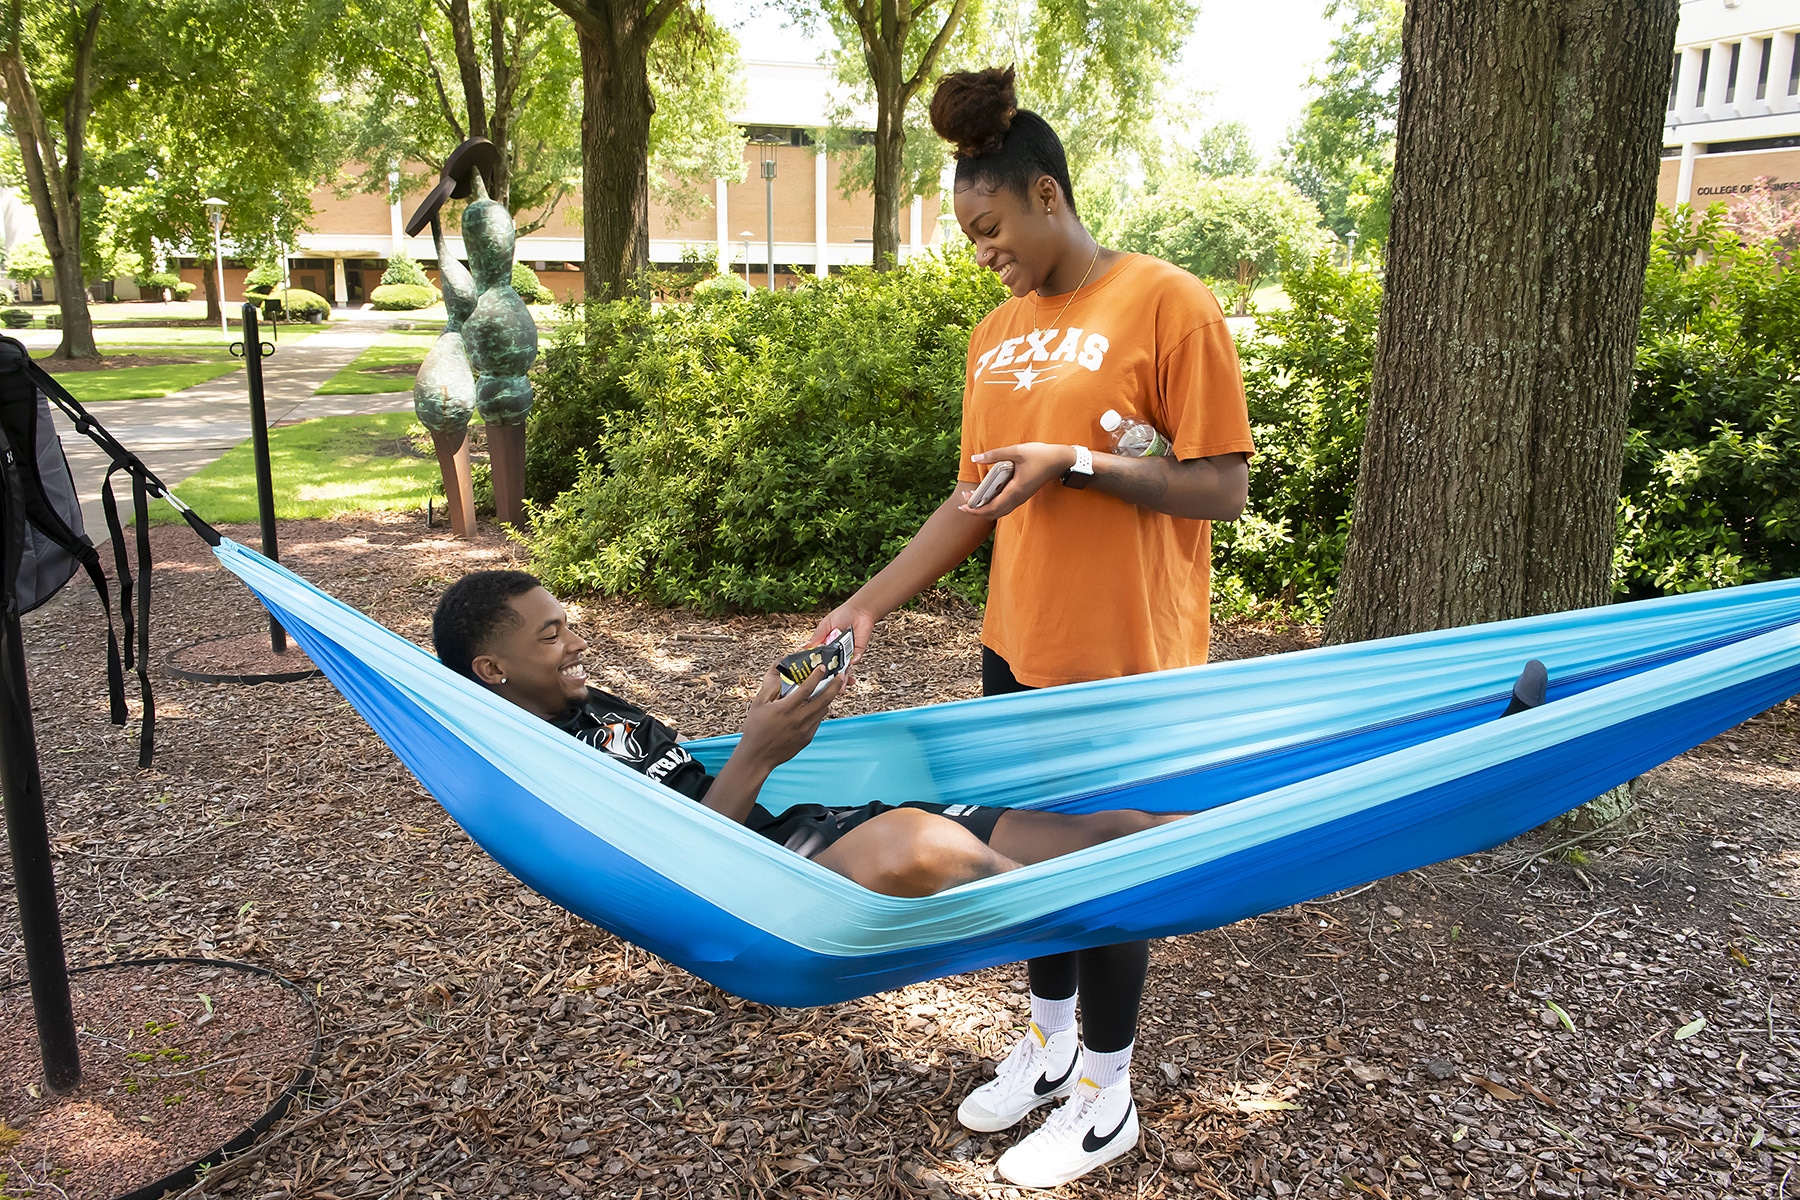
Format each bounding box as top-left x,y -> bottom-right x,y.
847,0 -> 968,272
201,256 -> 220,326
1324,0 -> 1677,645
870,79 -> 905,272
0,2 -> 101,360
570,14 -> 656,298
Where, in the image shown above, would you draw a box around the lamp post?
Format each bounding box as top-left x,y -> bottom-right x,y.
1346,229 -> 1359,271
740,231 -> 754,286
204,197 -> 228,336
755,135 -> 780,290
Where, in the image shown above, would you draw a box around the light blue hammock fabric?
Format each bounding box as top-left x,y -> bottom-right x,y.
212,538 -> 1800,1007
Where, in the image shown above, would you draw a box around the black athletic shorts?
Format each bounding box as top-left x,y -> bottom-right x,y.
749,800 -> 1007,861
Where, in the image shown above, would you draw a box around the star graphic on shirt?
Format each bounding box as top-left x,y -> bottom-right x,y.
1011,365 -> 1048,390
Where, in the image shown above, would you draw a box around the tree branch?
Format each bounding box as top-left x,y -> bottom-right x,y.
903,0 -> 970,100
447,0 -> 489,138
645,0 -> 687,43
418,23 -> 469,141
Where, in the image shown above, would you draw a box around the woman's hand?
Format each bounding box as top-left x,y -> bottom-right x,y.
811,601 -> 876,668
962,443 -> 1078,520
737,663 -> 842,772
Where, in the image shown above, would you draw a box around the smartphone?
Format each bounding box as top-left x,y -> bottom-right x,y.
778,627 -> 855,697
967,460 -> 1015,509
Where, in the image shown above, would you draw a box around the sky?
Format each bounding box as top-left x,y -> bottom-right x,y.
718,0 -> 1339,160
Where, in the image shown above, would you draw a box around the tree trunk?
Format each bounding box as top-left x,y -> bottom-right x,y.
0,4 -> 101,361
201,259 -> 221,326
870,82 -> 905,272
574,19 -> 654,299
1324,0 -> 1677,645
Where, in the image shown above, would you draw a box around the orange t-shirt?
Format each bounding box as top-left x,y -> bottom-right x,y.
957,253 -> 1255,687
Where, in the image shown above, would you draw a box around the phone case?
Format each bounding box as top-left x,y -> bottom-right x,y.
777,628 -> 855,697
968,460 -> 1015,509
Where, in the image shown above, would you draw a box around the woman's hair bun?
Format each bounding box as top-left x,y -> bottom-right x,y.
930,66 -> 1018,159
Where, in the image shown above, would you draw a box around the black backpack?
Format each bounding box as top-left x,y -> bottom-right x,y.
0,336 -> 221,767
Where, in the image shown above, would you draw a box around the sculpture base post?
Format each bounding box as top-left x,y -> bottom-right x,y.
431,428 -> 477,538
488,422 -> 527,529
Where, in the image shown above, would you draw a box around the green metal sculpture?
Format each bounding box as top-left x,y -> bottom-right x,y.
458,174 -> 537,526
404,138 -> 539,531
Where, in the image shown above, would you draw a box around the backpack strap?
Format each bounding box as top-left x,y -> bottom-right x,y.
0,339 -> 128,726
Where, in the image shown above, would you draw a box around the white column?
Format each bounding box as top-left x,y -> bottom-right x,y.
814,149 -> 829,277
1704,41 -> 1733,117
1675,139 -> 1699,205
332,257 -> 349,306
389,198 -> 405,257
908,198 -> 923,259
1770,31 -> 1799,115
715,177 -> 731,274
1677,46 -> 1707,122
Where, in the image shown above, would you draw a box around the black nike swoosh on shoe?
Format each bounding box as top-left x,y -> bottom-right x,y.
1033,1055 -> 1078,1096
1081,1103 -> 1135,1154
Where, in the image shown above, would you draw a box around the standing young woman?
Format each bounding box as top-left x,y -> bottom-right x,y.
815,67 -> 1255,1188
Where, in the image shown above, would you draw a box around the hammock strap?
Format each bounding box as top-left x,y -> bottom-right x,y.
13,345 -> 225,767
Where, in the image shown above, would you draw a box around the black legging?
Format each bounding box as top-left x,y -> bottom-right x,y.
983,647 -> 1150,1054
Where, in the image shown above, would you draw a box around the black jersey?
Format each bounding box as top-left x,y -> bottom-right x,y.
550,688 -> 714,801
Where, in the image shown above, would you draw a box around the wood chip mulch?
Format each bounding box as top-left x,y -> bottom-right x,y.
1,511 -> 1796,1200
0,960 -> 315,1199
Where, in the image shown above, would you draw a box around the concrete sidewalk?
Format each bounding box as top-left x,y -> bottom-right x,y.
46,323 -> 418,536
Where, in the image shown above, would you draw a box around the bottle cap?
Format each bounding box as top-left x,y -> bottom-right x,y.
1099,410 -> 1122,432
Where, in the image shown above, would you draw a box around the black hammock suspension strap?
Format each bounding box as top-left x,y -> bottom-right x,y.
1,342 -> 222,768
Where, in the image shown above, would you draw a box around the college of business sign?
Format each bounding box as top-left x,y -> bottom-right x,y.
1695,176 -> 1798,197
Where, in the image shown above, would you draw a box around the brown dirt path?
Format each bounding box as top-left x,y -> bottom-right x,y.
2,513 -> 1795,1199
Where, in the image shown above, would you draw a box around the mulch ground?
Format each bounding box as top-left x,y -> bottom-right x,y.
2,512 -> 1796,1200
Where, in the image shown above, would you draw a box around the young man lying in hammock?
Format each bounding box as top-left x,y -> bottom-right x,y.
434,569 -> 1552,1187
432,569 -> 1186,897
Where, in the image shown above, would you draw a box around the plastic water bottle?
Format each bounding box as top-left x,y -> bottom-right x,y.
1100,409 -> 1172,457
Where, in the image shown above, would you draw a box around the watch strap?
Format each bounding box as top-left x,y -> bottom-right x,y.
1061,444 -> 1094,489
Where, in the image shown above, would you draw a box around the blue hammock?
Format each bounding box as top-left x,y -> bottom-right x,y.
212,539 -> 1800,1007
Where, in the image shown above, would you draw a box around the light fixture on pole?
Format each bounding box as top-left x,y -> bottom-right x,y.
755,135 -> 780,290
203,197 -> 229,336
1345,229 -> 1359,271
740,231 -> 754,285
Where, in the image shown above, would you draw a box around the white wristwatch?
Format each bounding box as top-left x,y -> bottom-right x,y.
1061,444 -> 1094,489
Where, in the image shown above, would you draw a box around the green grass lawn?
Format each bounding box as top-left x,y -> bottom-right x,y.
56,360 -> 245,402
316,333 -> 441,395
156,411 -> 441,524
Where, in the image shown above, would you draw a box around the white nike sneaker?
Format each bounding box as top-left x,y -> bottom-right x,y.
956,1023 -> 1081,1132
995,1077 -> 1139,1189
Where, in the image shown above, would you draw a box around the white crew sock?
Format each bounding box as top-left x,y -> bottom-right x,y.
1081,1041 -> 1134,1089
1030,992 -> 1077,1037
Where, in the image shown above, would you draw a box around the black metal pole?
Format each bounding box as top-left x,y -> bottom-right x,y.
0,457 -> 80,1091
241,302 -> 286,654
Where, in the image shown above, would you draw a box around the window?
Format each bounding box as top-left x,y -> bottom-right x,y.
1791,38 -> 1800,96
1668,53 -> 1682,109
1755,37 -> 1772,100
1696,47 -> 1711,106
1724,42 -> 1740,103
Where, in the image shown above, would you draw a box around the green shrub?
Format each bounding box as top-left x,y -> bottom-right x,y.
275,287 -> 332,320
524,253 -> 1006,611
511,262 -> 553,304
136,270 -> 181,296
370,283 -> 438,311
171,281 -> 196,300
1213,256 -> 1381,620
1,308 -> 32,328
244,261 -> 285,293
1616,213 -> 1800,596
692,272 -> 749,299
382,253 -> 431,288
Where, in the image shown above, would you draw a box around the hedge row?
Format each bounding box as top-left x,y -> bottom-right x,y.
523,230 -> 1799,617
